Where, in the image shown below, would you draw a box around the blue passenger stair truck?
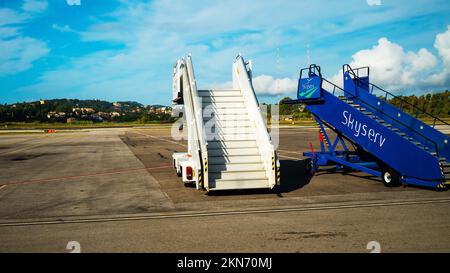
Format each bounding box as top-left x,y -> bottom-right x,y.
284,64 -> 450,190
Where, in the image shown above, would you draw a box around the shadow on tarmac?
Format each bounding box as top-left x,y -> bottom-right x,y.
206,159 -> 313,196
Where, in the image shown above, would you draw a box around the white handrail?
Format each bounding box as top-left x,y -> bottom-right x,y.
232,56 -> 276,187
184,56 -> 209,190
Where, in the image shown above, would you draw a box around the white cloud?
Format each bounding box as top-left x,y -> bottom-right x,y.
349,38 -> 438,88
22,0 -> 48,14
0,26 -> 19,38
11,1 -> 450,104
405,48 -> 437,74
66,0 -> 81,6
0,4 -> 50,77
435,26 -> 450,67
252,75 -> 297,95
330,30 -> 450,92
427,26 -> 450,86
0,37 -> 49,75
52,23 -> 76,33
0,8 -> 28,26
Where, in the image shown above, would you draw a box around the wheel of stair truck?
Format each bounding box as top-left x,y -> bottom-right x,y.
342,153 -> 353,174
304,158 -> 315,174
381,167 -> 401,187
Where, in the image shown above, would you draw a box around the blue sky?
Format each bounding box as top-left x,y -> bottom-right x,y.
1,0 -> 450,105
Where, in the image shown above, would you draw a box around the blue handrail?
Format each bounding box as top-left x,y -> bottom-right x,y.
343,64 -> 450,128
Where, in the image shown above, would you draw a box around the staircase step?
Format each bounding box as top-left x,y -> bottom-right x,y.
208,179 -> 270,190
203,102 -> 245,108
207,127 -> 254,135
204,107 -> 247,114
209,170 -> 267,180
203,114 -> 249,122
198,90 -> 241,97
207,147 -> 259,156
208,140 -> 257,149
207,134 -> 257,141
204,119 -> 251,128
209,155 -> 262,164
202,96 -> 243,103
208,163 -> 264,172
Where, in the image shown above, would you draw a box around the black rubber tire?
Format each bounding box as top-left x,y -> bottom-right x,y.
304,158 -> 314,174
381,167 -> 401,187
342,165 -> 353,174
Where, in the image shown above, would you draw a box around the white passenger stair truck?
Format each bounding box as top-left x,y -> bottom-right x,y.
172,55 -> 280,191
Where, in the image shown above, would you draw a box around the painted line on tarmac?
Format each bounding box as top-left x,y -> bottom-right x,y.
277,154 -> 299,160
133,130 -> 187,147
277,152 -> 300,160
0,137 -> 51,156
1,165 -> 172,186
0,134 -> 46,147
1,198 -> 450,227
278,149 -> 303,155
0,133 -> 79,156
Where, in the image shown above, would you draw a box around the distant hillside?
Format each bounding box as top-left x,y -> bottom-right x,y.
0,99 -> 172,123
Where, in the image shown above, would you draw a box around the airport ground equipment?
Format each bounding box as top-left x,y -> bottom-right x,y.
171,55 -> 280,191
285,64 -> 450,189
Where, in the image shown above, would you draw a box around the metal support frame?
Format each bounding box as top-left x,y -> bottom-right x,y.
304,115 -> 382,178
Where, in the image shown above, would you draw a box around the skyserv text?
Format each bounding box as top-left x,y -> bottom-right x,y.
342,110 -> 386,147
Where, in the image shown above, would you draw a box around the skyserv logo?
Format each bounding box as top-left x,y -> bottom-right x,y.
299,78 -> 318,99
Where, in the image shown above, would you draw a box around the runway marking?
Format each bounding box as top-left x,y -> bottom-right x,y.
0,137 -> 51,156
132,130 -> 187,147
1,198 -> 449,227
0,134 -> 47,147
277,154 -> 299,160
0,133 -> 79,156
278,149 -> 302,154
1,165 -> 172,186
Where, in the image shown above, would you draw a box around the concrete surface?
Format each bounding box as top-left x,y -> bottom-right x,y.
0,126 -> 449,252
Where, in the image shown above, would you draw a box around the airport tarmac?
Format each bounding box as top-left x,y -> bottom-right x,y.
0,126 -> 449,252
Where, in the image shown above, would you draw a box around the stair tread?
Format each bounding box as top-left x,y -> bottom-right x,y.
209,164 -> 265,172
209,155 -> 263,164
209,170 -> 267,180
209,177 -> 268,182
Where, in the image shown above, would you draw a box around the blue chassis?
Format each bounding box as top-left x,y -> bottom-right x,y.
305,116 -> 446,189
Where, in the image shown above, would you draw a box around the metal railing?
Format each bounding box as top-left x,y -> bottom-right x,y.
343,64 -> 449,128
182,56 -> 209,189
320,76 -> 440,156
233,55 -> 276,188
